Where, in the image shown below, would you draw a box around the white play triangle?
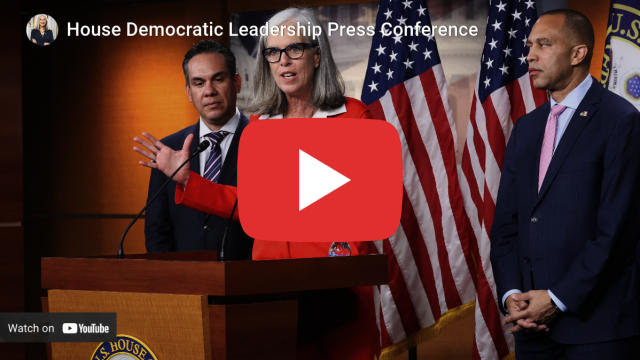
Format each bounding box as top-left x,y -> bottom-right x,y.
299,149 -> 350,211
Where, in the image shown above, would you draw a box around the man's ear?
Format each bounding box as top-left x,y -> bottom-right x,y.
571,45 -> 588,66
234,73 -> 242,94
185,83 -> 194,103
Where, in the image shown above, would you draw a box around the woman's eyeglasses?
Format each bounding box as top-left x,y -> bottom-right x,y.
262,43 -> 317,63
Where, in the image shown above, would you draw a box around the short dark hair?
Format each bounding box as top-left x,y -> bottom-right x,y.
542,9 -> 595,65
182,40 -> 237,86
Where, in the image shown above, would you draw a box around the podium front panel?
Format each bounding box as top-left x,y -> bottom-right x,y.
48,290 -> 211,360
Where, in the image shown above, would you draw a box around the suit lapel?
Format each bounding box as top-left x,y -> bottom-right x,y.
189,121 -> 201,176
217,114 -> 248,186
534,80 -> 603,208
529,102 -> 550,199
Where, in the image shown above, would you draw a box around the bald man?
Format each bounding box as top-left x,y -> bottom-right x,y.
490,9 -> 640,359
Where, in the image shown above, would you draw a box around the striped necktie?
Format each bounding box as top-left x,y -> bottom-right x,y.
203,131 -> 230,183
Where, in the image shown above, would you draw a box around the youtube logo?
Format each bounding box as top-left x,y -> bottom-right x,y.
62,323 -> 77,334
238,118 -> 402,242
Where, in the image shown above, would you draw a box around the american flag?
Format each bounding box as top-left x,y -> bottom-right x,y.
362,1 -> 476,358
459,0 -> 547,359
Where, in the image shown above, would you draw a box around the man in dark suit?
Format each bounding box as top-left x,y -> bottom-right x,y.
143,40 -> 253,260
491,9 -> 640,359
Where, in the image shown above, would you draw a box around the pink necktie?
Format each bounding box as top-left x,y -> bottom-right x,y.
538,104 -> 567,192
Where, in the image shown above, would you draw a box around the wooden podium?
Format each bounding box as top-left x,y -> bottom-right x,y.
41,251 -> 388,360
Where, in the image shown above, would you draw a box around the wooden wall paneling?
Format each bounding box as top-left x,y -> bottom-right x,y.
22,1 -> 209,216
24,218 -> 145,325
48,290 -> 211,360
0,0 -> 24,358
0,227 -> 24,312
568,0 -> 611,80
0,228 -> 25,359
0,0 -> 23,222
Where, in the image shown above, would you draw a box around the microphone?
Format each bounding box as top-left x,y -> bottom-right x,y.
219,198 -> 238,262
117,139 -> 211,259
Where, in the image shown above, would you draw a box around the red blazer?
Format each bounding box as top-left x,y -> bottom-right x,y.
174,97 -> 378,360
175,97 -> 374,260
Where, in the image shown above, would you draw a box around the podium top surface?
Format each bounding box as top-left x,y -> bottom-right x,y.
41,251 -> 388,296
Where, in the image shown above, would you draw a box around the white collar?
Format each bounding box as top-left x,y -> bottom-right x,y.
258,103 -> 347,120
199,107 -> 240,138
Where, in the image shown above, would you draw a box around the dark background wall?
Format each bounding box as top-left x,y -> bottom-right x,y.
1,0 -> 610,359
1,1 -> 24,358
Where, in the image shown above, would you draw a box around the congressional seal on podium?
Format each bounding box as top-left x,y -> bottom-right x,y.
90,334 -> 158,360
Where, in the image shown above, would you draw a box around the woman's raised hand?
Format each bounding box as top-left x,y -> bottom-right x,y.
133,133 -> 194,188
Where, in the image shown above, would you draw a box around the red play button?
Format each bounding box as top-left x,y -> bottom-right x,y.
238,118 -> 402,242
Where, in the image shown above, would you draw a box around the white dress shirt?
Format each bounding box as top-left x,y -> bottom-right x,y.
198,108 -> 240,177
502,75 -> 593,313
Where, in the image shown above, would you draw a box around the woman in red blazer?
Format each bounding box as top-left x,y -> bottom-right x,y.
135,8 -> 379,360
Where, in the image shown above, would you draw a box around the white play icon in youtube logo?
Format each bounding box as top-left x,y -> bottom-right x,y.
299,150 -> 350,211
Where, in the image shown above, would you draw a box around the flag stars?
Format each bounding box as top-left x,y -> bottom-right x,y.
484,76 -> 491,88
499,64 -> 509,75
397,15 -> 407,26
492,20 -> 502,31
512,10 -> 522,21
525,0 -> 535,9
485,58 -> 494,69
389,51 -> 398,62
384,8 -> 393,20
403,59 -> 414,69
417,5 -> 427,16
402,0 -> 413,9
508,28 -> 518,39
423,49 -> 432,59
522,36 -> 528,47
376,44 -> 386,56
380,28 -> 389,38
496,1 -> 506,12
525,17 -> 531,27
408,41 -> 419,52
393,34 -> 403,44
519,54 -> 527,64
371,62 -> 382,74
503,46 -> 512,58
488,38 -> 498,50
426,33 -> 435,42
386,69 -> 394,80
368,81 -> 379,92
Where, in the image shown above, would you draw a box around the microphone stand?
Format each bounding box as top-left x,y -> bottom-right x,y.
117,140 -> 210,259
218,198 -> 238,262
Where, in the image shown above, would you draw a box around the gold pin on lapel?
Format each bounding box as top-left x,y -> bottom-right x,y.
580,111 -> 588,116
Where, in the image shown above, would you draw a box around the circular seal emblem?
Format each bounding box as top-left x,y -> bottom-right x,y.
625,73 -> 640,100
90,335 -> 158,360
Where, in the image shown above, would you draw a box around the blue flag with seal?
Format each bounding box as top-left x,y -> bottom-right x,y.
601,0 -> 640,109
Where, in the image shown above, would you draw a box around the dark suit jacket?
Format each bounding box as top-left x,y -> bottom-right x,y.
144,115 -> 254,260
490,77 -> 640,344
31,29 -> 54,46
